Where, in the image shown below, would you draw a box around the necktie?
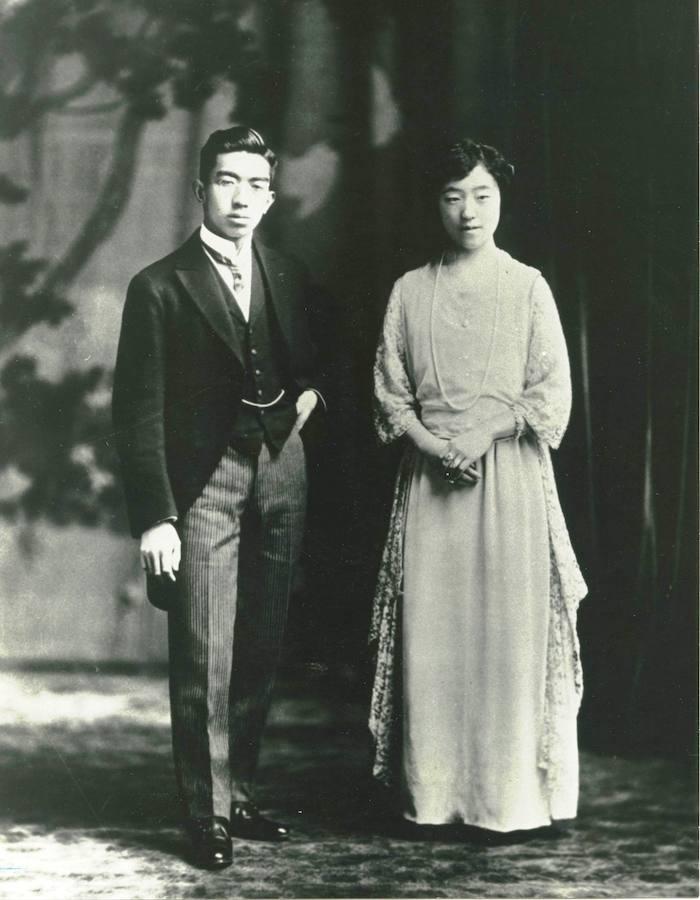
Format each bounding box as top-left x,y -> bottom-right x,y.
204,244 -> 245,299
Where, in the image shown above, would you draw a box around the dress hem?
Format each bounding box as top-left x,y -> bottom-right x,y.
403,812 -> 577,833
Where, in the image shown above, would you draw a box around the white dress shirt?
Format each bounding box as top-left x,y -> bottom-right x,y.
200,224 -> 253,321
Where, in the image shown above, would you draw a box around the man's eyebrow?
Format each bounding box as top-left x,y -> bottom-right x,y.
214,169 -> 270,183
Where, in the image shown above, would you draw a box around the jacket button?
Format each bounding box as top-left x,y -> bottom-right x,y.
251,348 -> 257,355
255,369 -> 261,376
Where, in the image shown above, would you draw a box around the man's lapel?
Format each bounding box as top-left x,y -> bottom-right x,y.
174,232 -> 245,369
253,240 -> 295,348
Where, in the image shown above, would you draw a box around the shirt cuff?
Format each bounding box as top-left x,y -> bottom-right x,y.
307,388 -> 327,412
149,516 -> 178,529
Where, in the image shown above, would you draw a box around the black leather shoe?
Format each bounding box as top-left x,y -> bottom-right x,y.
186,816 -> 233,869
229,802 -> 290,842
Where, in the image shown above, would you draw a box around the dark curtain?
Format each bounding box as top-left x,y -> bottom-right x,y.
279,0 -> 697,759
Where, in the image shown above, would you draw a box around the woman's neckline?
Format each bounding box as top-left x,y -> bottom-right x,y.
441,242 -> 500,272
435,246 -> 502,289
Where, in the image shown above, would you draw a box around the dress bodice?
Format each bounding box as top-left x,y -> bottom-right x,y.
400,251 -> 537,437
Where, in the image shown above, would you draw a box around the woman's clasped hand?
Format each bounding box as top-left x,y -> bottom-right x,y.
440,422 -> 494,485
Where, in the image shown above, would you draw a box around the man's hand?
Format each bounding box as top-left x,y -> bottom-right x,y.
295,389 -> 318,432
140,521 -> 181,581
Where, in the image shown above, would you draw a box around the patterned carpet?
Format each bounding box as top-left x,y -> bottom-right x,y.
0,669 -> 696,899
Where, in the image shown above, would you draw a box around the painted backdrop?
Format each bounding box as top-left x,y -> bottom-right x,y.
0,0 -> 696,755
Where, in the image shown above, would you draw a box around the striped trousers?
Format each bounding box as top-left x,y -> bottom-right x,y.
167,433 -> 307,819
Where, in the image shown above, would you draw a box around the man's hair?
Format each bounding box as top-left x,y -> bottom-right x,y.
427,138 -> 514,193
199,126 -> 277,184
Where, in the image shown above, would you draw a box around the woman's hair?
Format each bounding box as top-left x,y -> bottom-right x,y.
199,126 -> 277,184
427,139 -> 514,193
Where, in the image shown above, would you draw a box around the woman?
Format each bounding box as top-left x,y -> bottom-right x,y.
370,139 -> 587,832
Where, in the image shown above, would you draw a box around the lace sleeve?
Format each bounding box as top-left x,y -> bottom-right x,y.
373,279 -> 420,444
513,276 -> 572,449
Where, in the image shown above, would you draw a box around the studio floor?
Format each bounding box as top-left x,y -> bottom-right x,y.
0,668 -> 696,900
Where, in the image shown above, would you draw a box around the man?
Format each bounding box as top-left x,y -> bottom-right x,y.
112,126 -> 325,869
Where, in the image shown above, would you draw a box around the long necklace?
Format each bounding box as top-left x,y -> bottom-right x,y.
429,251 -> 501,412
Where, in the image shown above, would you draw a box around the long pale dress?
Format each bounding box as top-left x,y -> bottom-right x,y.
371,248 -> 587,831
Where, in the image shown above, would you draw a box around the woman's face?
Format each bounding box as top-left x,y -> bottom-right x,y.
438,163 -> 501,253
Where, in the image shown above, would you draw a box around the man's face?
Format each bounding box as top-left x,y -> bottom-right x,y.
196,151 -> 275,243
438,163 -> 501,253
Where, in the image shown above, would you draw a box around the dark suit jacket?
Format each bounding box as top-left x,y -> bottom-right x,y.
112,230 -> 323,538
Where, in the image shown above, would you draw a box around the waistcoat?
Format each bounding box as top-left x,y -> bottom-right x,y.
222,255 -> 297,455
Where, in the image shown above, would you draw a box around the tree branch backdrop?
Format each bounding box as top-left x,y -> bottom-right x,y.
0,0 -> 696,758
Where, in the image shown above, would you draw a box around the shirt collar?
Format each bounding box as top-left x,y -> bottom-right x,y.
200,224 -> 252,264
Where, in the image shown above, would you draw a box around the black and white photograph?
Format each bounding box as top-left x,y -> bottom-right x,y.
0,1 -> 697,898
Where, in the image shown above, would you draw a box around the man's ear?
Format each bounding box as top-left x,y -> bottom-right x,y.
193,180 -> 205,203
264,190 -> 276,214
